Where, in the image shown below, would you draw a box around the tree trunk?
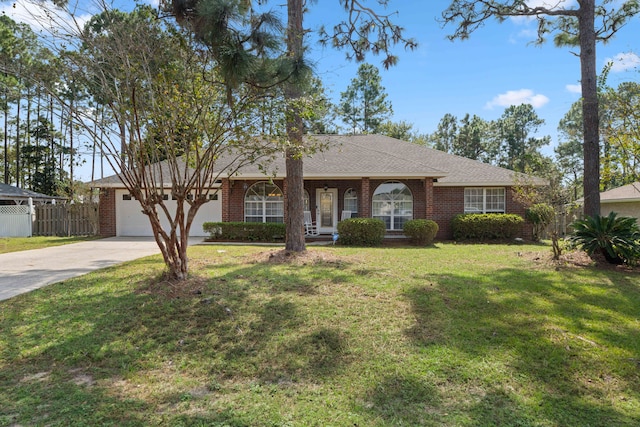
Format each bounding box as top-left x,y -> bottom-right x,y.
146,198 -> 190,281
69,94 -> 74,198
284,0 -> 306,252
15,85 -> 21,188
3,83 -> 8,184
579,0 -> 601,218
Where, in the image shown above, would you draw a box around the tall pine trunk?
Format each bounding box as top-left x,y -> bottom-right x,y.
284,0 -> 306,252
3,81 -> 8,184
15,84 -> 21,187
579,0 -> 601,218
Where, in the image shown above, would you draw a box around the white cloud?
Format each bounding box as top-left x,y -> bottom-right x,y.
566,84 -> 582,94
510,1 -> 579,25
605,52 -> 640,72
0,0 -> 92,34
525,0 -> 577,9
485,89 -> 550,109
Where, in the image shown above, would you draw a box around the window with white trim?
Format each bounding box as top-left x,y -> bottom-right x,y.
372,181 -> 413,230
344,188 -> 358,217
244,182 -> 284,223
464,188 -> 505,213
304,189 -> 310,212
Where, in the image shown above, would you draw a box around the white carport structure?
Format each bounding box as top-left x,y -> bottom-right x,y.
0,183 -> 61,237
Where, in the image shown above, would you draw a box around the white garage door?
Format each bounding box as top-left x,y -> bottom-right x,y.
116,189 -> 222,237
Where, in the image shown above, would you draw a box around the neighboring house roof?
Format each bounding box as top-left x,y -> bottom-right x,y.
90,134 -> 546,187
600,182 -> 640,203
0,183 -> 61,203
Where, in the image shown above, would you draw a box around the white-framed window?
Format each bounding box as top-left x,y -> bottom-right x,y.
244,182 -> 284,223
372,181 -> 413,230
344,188 -> 358,217
304,189 -> 310,212
464,188 -> 505,213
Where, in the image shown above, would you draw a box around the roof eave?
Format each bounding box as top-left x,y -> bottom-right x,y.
601,198 -> 640,203
231,172 -> 449,180
435,181 -> 548,187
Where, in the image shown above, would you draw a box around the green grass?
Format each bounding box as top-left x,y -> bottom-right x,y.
0,236 -> 100,254
1,243 -> 639,426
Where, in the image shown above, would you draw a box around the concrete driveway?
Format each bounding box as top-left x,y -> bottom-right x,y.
0,237 -> 202,301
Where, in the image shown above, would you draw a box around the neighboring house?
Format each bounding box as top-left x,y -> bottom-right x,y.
0,183 -> 61,237
92,134 -> 546,239
599,182 -> 640,220
0,183 -> 61,206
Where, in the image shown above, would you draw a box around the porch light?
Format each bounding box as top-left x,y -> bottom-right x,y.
323,184 -> 328,191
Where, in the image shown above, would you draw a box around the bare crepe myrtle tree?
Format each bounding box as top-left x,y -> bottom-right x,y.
31,2 -> 277,280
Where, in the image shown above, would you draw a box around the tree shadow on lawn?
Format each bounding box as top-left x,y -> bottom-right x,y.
401,267 -> 640,426
0,254 -> 356,426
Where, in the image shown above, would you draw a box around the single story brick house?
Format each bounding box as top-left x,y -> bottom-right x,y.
92,134 -> 546,239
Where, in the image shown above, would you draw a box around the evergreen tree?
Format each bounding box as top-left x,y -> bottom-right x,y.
441,0 -> 640,218
493,104 -> 550,173
338,63 -> 392,134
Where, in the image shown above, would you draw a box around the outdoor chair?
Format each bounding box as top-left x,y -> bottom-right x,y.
304,211 -> 319,236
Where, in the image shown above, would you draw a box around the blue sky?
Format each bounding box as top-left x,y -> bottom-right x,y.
300,1 -> 640,153
3,0 -> 640,179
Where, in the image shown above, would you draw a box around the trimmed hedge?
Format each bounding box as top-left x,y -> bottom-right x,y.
337,218 -> 386,246
403,219 -> 439,245
452,213 -> 524,240
203,222 -> 285,242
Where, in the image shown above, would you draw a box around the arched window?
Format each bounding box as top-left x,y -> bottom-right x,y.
244,182 -> 284,223
304,189 -> 310,212
372,181 -> 413,230
344,188 -> 358,217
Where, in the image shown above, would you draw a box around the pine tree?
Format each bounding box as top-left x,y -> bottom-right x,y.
339,64 -> 393,134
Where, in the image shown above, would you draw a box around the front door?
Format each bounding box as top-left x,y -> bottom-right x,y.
316,188 -> 338,234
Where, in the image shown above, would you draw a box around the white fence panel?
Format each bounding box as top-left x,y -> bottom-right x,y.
0,205 -> 32,237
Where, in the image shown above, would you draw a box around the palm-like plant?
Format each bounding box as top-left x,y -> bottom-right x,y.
568,212 -> 640,265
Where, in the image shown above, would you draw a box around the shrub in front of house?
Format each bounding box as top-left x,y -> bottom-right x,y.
337,218 -> 386,246
525,203 -> 555,241
452,213 -> 524,240
203,222 -> 285,242
403,219 -> 439,245
567,212 -> 640,265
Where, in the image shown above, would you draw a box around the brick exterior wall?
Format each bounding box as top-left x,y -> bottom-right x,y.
432,186 -> 532,240
98,187 -> 117,237
154,177 -> 534,240
224,179 -> 286,222
221,178 -> 231,222
425,178 -> 434,219
360,178 -> 370,218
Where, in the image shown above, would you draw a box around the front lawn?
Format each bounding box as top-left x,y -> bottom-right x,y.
1,243 -> 639,426
0,235 -> 99,254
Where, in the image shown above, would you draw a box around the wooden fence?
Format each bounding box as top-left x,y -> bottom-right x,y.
33,203 -> 99,236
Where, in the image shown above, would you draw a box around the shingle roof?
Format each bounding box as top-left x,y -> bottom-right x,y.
600,182 -> 640,202
90,134 -> 546,187
0,183 -> 61,202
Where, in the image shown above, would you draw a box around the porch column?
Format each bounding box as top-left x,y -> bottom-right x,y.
282,177 -> 289,224
361,177 -> 371,218
424,178 -> 434,219
98,188 -> 116,237
221,178 -> 231,222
